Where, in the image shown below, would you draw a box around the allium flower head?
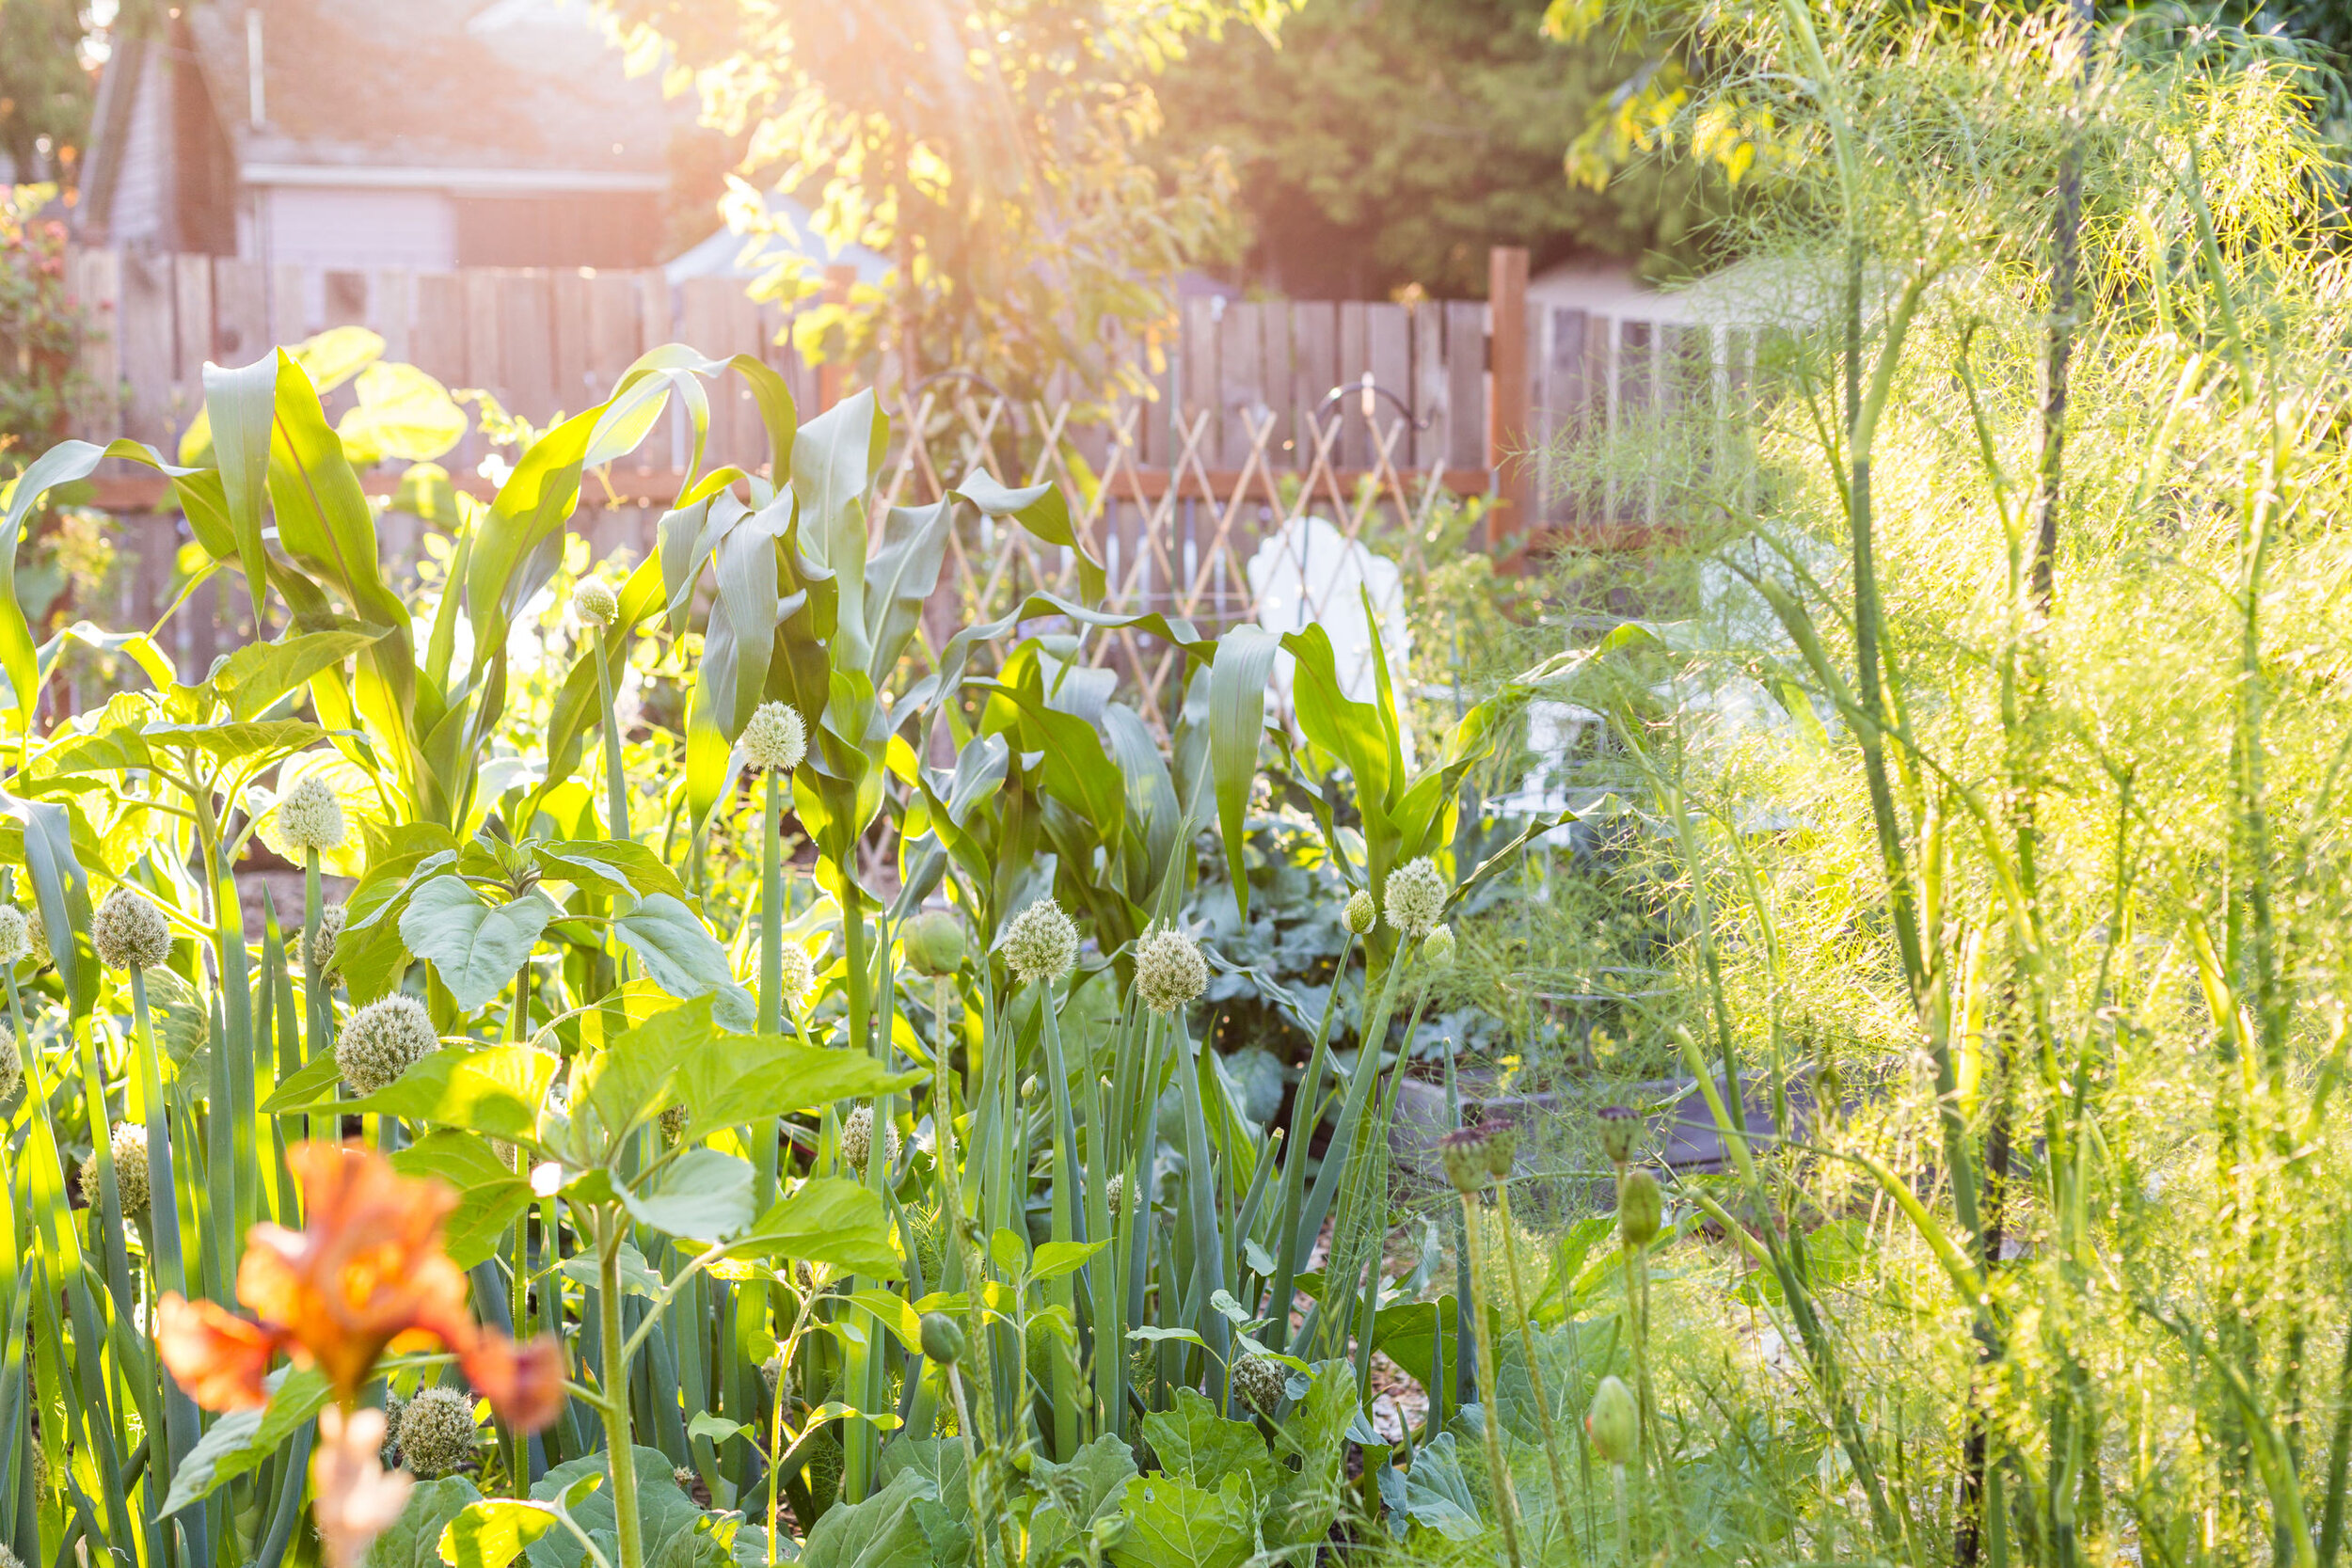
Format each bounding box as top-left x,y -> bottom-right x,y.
999,898 -> 1078,987
775,942 -> 815,1013
394,1386 -> 480,1478
94,887 -> 171,972
81,1121 -> 151,1217
1382,857 -> 1447,942
312,1405 -> 413,1568
310,903 -> 348,973
1232,1354 -> 1288,1417
336,996 -> 439,1098
1104,1171 -> 1128,1220
659,1104 -> 688,1144
741,702 -> 807,772
25,906 -> 47,967
0,904 -> 30,965
1343,889 -> 1375,936
572,578 -> 620,627
155,1141 -> 567,1432
840,1105 -> 896,1172
0,1022 -> 17,1105
1422,924 -> 1456,970
277,776 -> 348,854
1134,924 -> 1207,1015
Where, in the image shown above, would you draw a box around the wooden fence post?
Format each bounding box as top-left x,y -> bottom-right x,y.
1486,245 -> 1530,553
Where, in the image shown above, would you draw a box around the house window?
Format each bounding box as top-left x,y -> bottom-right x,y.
453,194 -> 661,270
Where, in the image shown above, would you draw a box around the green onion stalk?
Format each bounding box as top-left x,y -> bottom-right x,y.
1439,1127 -> 1524,1568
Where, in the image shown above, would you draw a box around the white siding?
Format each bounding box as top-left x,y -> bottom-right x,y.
107,56 -> 171,247
251,186 -> 458,273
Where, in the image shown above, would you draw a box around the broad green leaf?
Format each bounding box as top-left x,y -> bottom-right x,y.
145,718 -> 327,763
391,1131 -> 533,1269
400,879 -> 553,1012
559,1242 -> 663,1301
677,1038 -> 921,1141
523,1448 -> 702,1568
797,1466 -> 930,1568
321,1045 -> 556,1145
200,354 -> 280,628
611,894 -> 743,1010
159,1365 -> 333,1515
1209,627 -> 1279,919
1377,1432 -> 1482,1543
1139,1388 -> 1279,1498
1025,1433 -> 1138,1568
263,1045 -> 348,1110
620,1148 -> 755,1241
687,1412 -> 751,1449
367,1476 -> 484,1568
1267,1361 -> 1356,1546
953,469 -> 1104,606
1030,1239 -> 1110,1284
532,840 -> 687,902
442,1497 -> 563,1568
1107,1473 -> 1256,1568
212,628 -> 388,721
338,362 -> 468,467
733,1177 -> 901,1279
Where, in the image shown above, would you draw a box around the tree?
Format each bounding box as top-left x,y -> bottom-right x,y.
0,0 -> 99,181
599,0 -> 1290,404
1153,0 -> 1725,298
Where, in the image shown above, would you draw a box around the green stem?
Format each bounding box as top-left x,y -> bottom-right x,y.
596,625 -> 630,844
1458,1189 -> 1524,1568
1264,931 -> 1354,1354
754,772 -> 783,1212
596,1210 -> 646,1568
1497,1179 -> 1573,1546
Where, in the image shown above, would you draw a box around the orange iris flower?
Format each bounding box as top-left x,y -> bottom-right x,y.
156,1141 -> 564,1431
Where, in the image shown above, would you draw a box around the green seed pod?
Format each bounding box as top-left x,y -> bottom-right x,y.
1480,1119 -> 1518,1179
903,910 -> 968,977
919,1312 -> 966,1365
1422,923 -> 1456,970
1343,888 -> 1375,936
1617,1167 -> 1662,1247
1596,1104 -> 1639,1164
1586,1374 -> 1639,1465
1438,1128 -> 1491,1196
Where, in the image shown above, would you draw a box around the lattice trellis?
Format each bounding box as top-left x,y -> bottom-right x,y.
875,389 -> 1469,737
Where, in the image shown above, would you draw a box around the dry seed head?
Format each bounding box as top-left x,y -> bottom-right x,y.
336,994 -> 440,1097
93,888 -> 171,972
277,775 -> 348,854
742,702 -> 807,772
840,1105 -> 896,1172
309,902 -> 348,973
1343,889 -> 1376,936
0,904 -> 31,965
1134,924 -> 1207,1014
999,899 -> 1077,986
81,1121 -> 150,1217
573,578 -> 620,627
394,1386 -> 479,1478
1233,1354 -> 1288,1417
1382,857 -> 1447,941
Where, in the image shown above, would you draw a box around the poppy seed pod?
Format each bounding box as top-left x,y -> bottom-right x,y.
1382,857 -> 1447,941
0,904 -> 30,965
1596,1104 -> 1640,1164
1134,923 -> 1207,1014
573,578 -> 620,627
395,1386 -> 480,1478
741,702 -> 807,772
1480,1119 -> 1518,1179
1343,889 -> 1376,936
1617,1167 -> 1663,1247
1438,1127 -> 1493,1196
902,910 -> 967,977
999,899 -> 1078,986
919,1312 -> 965,1365
1232,1354 -> 1288,1417
93,888 -> 171,972
1586,1374 -> 1639,1465
277,776 -> 348,854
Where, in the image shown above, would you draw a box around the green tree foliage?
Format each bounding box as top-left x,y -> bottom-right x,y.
0,0 -> 95,179
1154,0 -> 1724,297
599,0 -> 1291,404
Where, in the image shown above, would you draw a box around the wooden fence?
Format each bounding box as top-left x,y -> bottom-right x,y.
55,245 -> 1741,705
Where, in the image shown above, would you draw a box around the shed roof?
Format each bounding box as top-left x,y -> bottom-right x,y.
184,0 -> 675,180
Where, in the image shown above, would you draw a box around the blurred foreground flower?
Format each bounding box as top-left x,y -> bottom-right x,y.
312,1407 -> 412,1568
156,1142 -> 565,1428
